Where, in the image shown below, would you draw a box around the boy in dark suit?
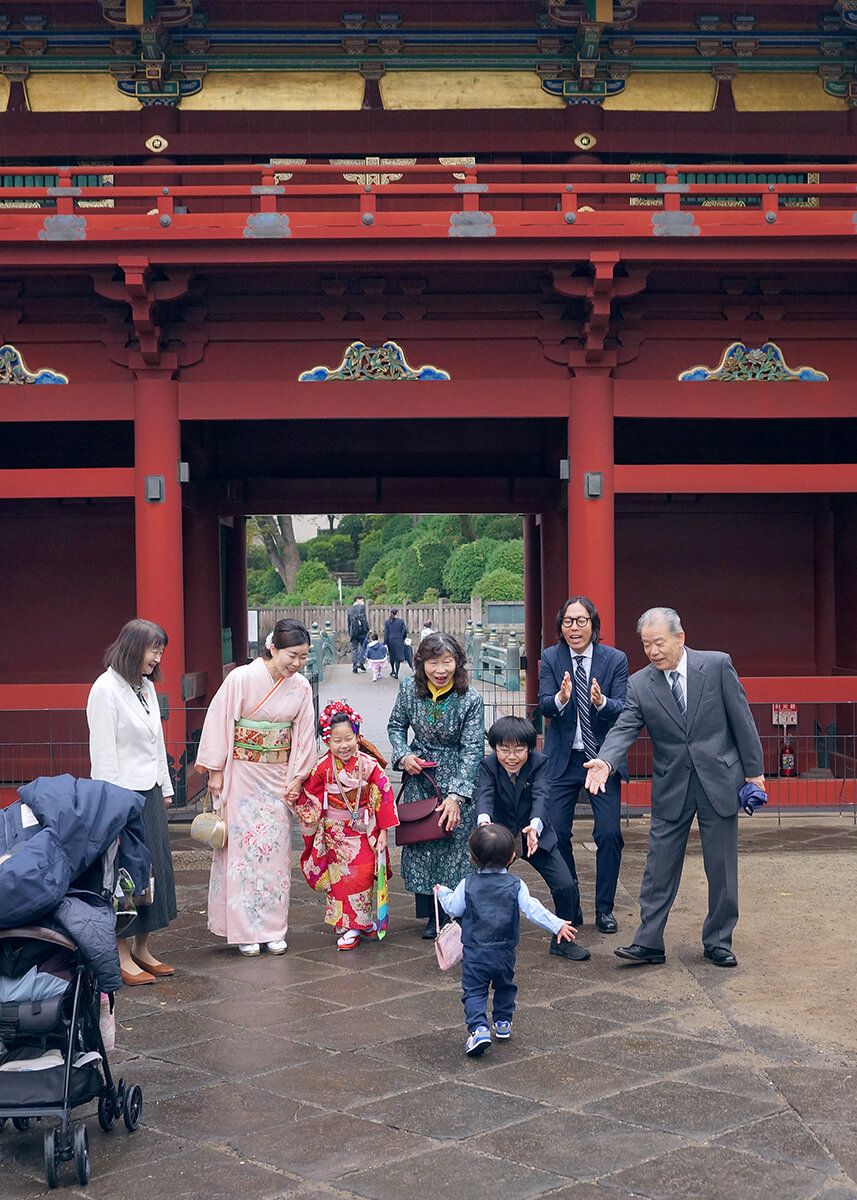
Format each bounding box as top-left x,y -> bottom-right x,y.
473,716 -> 590,962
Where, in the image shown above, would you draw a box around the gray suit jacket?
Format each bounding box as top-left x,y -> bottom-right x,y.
598,648 -> 764,820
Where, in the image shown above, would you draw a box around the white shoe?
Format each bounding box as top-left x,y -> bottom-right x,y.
266,940 -> 288,955
239,943 -> 261,956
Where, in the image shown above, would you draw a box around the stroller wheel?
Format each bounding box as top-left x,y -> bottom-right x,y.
73,1124 -> 90,1186
98,1090 -> 117,1132
0,1117 -> 6,1131
43,1127 -> 60,1189
12,1117 -> 30,1131
123,1084 -> 143,1132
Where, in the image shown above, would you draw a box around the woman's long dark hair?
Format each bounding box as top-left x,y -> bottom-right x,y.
413,632 -> 469,698
104,619 -> 168,685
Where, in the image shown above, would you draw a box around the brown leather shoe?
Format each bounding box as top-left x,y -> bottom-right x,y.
121,966 -> 156,986
130,954 -> 175,978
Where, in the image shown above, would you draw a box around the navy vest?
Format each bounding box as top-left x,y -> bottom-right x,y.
462,871 -> 522,950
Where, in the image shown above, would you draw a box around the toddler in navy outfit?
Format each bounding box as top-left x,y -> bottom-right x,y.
435,824 -> 576,1057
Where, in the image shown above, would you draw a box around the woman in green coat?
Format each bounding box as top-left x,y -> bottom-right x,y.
387,633 -> 485,938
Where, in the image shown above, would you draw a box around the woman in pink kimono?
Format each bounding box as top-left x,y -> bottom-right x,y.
196,619 -> 317,957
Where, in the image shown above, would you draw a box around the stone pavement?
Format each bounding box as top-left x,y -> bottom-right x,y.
2,665 -> 857,1197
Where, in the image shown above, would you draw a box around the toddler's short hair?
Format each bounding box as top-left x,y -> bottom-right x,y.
487,715 -> 537,751
468,823 -> 516,871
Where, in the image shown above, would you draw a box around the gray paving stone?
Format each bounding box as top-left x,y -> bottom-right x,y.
769,1068 -> 857,1125
359,988 -> 465,1030
291,971 -> 430,1009
121,969 -> 246,1007
808,1124 -> 857,1185
79,1145 -> 302,1200
573,1029 -> 727,1074
507,1005 -> 624,1048
675,1059 -> 785,1100
0,1122 -> 187,1179
115,1008 -> 230,1053
143,1082 -> 311,1140
0,1165 -> 46,1198
476,1051 -> 652,1107
211,993 -> 344,1030
153,1029 -> 322,1078
230,1111 -> 432,1182
355,1079 -> 541,1139
581,1078 -> 783,1136
178,948 -> 346,989
551,988 -> 679,1025
255,1051 -> 434,1110
602,1144 -> 827,1200
713,1111 -> 840,1174
341,1143 -> 566,1200
100,1052 -> 223,1102
469,1110 -> 685,1180
283,1006 -> 427,1052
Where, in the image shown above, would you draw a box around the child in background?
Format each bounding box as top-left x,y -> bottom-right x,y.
296,701 -> 398,950
435,823 -> 576,1057
365,633 -> 388,682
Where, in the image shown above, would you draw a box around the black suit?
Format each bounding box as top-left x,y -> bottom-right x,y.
474,751 -> 580,923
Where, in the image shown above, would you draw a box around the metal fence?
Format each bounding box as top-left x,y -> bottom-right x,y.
2,689 -> 855,821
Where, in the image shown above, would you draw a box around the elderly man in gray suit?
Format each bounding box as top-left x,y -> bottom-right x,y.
584,607 -> 765,968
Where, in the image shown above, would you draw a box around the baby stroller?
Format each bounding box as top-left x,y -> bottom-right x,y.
0,921 -> 143,1188
0,775 -> 151,1188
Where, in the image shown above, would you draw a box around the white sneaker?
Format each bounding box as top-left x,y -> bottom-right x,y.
266,940 -> 288,955
239,943 -> 261,956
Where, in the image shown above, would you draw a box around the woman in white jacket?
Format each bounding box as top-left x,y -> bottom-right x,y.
87,619 -> 177,985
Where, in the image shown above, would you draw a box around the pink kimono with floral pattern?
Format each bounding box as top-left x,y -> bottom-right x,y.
196,657 -> 317,945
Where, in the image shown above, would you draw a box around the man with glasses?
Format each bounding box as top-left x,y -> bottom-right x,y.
584,607 -> 765,968
538,596 -> 628,941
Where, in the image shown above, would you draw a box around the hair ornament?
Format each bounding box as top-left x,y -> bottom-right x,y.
319,698 -> 362,744
265,631 -> 275,651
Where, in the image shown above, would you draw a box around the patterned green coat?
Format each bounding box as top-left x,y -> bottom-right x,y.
387,677 -> 485,894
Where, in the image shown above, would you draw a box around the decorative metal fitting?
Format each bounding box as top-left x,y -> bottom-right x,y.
159,214 -> 172,226
564,212 -> 577,223
361,212 -> 375,224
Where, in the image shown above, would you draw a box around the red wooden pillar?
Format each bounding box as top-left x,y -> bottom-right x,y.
134,370 -> 185,745
523,514 -> 542,711
540,505 -> 568,650
568,372 -> 616,644
814,498 -> 837,759
226,516 -> 249,667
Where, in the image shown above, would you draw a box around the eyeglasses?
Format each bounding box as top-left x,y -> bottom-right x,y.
561,616 -> 591,628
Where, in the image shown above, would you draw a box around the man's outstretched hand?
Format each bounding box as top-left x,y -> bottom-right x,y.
584,758 -> 610,794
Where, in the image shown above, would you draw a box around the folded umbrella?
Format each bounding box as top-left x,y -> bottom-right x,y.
739,782 -> 768,815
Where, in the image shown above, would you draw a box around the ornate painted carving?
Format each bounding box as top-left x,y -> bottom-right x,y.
329,157 -> 416,186
678,342 -> 828,382
299,341 -> 450,382
0,344 -> 67,384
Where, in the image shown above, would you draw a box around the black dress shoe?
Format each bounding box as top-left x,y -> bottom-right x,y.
549,936 -> 591,962
704,946 -> 737,968
595,911 -> 618,934
614,943 -> 666,965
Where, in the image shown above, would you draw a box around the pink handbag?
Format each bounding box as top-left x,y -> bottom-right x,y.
433,887 -> 463,971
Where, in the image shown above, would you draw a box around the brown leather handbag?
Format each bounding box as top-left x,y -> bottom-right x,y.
394,772 -> 451,846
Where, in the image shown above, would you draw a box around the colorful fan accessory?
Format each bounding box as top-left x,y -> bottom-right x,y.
318,699 -> 363,744
375,850 -> 389,939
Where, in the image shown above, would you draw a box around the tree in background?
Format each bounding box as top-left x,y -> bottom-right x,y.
473,567 -> 524,601
249,515 -> 301,593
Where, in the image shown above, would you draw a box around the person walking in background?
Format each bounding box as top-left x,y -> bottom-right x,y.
196,618 -> 317,957
296,701 -> 398,951
538,596 -> 628,934
388,633 -> 484,939
419,619 -> 434,643
348,595 -> 369,673
383,607 -> 408,679
475,716 -> 589,962
585,606 -> 765,968
365,632 -> 388,681
436,824 -> 576,1057
87,618 -> 177,986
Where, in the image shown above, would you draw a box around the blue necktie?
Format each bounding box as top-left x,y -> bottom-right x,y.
575,657 -> 598,760
669,670 -> 687,720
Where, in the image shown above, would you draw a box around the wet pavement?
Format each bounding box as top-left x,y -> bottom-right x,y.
2,665 -> 857,1197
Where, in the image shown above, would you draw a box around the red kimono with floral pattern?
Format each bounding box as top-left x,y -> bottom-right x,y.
296,750 -> 398,933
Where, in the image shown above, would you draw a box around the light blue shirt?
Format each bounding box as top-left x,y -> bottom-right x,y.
436,869 -> 565,936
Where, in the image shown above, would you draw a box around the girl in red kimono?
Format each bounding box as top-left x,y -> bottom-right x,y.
297,700 -> 398,951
